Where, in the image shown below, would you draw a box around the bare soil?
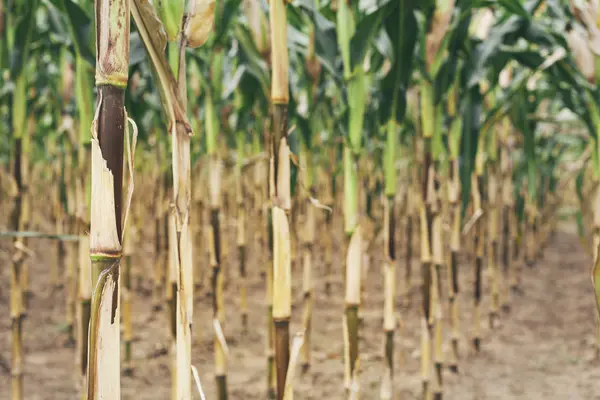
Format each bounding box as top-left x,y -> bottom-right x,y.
2,221 -> 600,399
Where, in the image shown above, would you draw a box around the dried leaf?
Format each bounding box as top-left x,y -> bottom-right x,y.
186,0 -> 216,48
121,112 -> 138,243
568,27 -> 596,81
191,365 -> 207,400
425,0 -> 455,69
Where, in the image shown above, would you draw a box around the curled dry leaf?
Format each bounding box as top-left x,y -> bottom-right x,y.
61,61 -> 74,104
244,0 -> 270,55
567,27 -> 595,82
425,0 -> 455,68
309,197 -> 333,213
186,0 -> 216,48
570,0 -> 600,54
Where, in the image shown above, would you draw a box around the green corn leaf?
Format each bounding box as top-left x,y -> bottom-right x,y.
379,0 -> 417,124
46,0 -> 95,65
213,0 -> 242,46
234,24 -> 271,101
11,2 -> 39,78
349,1 -> 395,72
476,0 -> 529,18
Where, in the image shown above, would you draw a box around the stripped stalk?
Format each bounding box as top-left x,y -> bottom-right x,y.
446,76 -> 461,373
300,23 -> 320,370
488,163 -> 499,328
324,146 -> 336,295
472,171 -> 484,352
10,93 -> 27,400
404,168 -> 416,299
300,160 -> 315,371
123,225 -> 134,373
66,237 -> 77,339
337,0 -> 366,394
485,85 -> 500,327
168,215 -> 178,399
421,81 -> 446,400
51,134 -> 64,290
269,0 -> 292,397
381,111 -> 398,398
500,131 -> 514,311
131,2 -> 212,396
153,143 -> 166,309
267,201 -> 276,398
78,234 -> 92,393
87,0 -> 131,397
10,86 -> 30,400
73,25 -> 95,399
381,195 -> 396,399
265,126 -> 277,398
511,192 -> 522,291
236,132 -> 248,330
207,88 -> 227,399
173,28 -> 194,400
64,138 -> 77,344
420,1 -> 455,393
9,5 -> 38,397
430,163 -> 444,400
447,159 -> 461,372
419,137 -> 433,400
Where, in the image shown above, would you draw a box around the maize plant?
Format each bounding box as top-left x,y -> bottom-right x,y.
7,3 -> 38,399
86,0 -> 132,398
269,0 -> 292,398
2,1 -> 600,400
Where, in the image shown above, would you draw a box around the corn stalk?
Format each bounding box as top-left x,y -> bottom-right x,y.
269,0 -> 292,397
9,4 -> 38,398
446,75 -> 462,373
236,132 -> 248,330
472,153 -> 485,352
131,1 -> 203,398
336,1 -> 366,395
87,0 -> 131,397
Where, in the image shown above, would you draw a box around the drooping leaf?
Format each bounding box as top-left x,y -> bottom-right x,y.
131,0 -> 191,131
379,0 -> 417,124
349,1 -> 394,71
234,24 -> 270,101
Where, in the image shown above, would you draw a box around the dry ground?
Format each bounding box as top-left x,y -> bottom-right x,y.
2,220 -> 600,399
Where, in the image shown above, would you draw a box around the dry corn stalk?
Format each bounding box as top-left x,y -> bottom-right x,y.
87,0 -> 132,397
